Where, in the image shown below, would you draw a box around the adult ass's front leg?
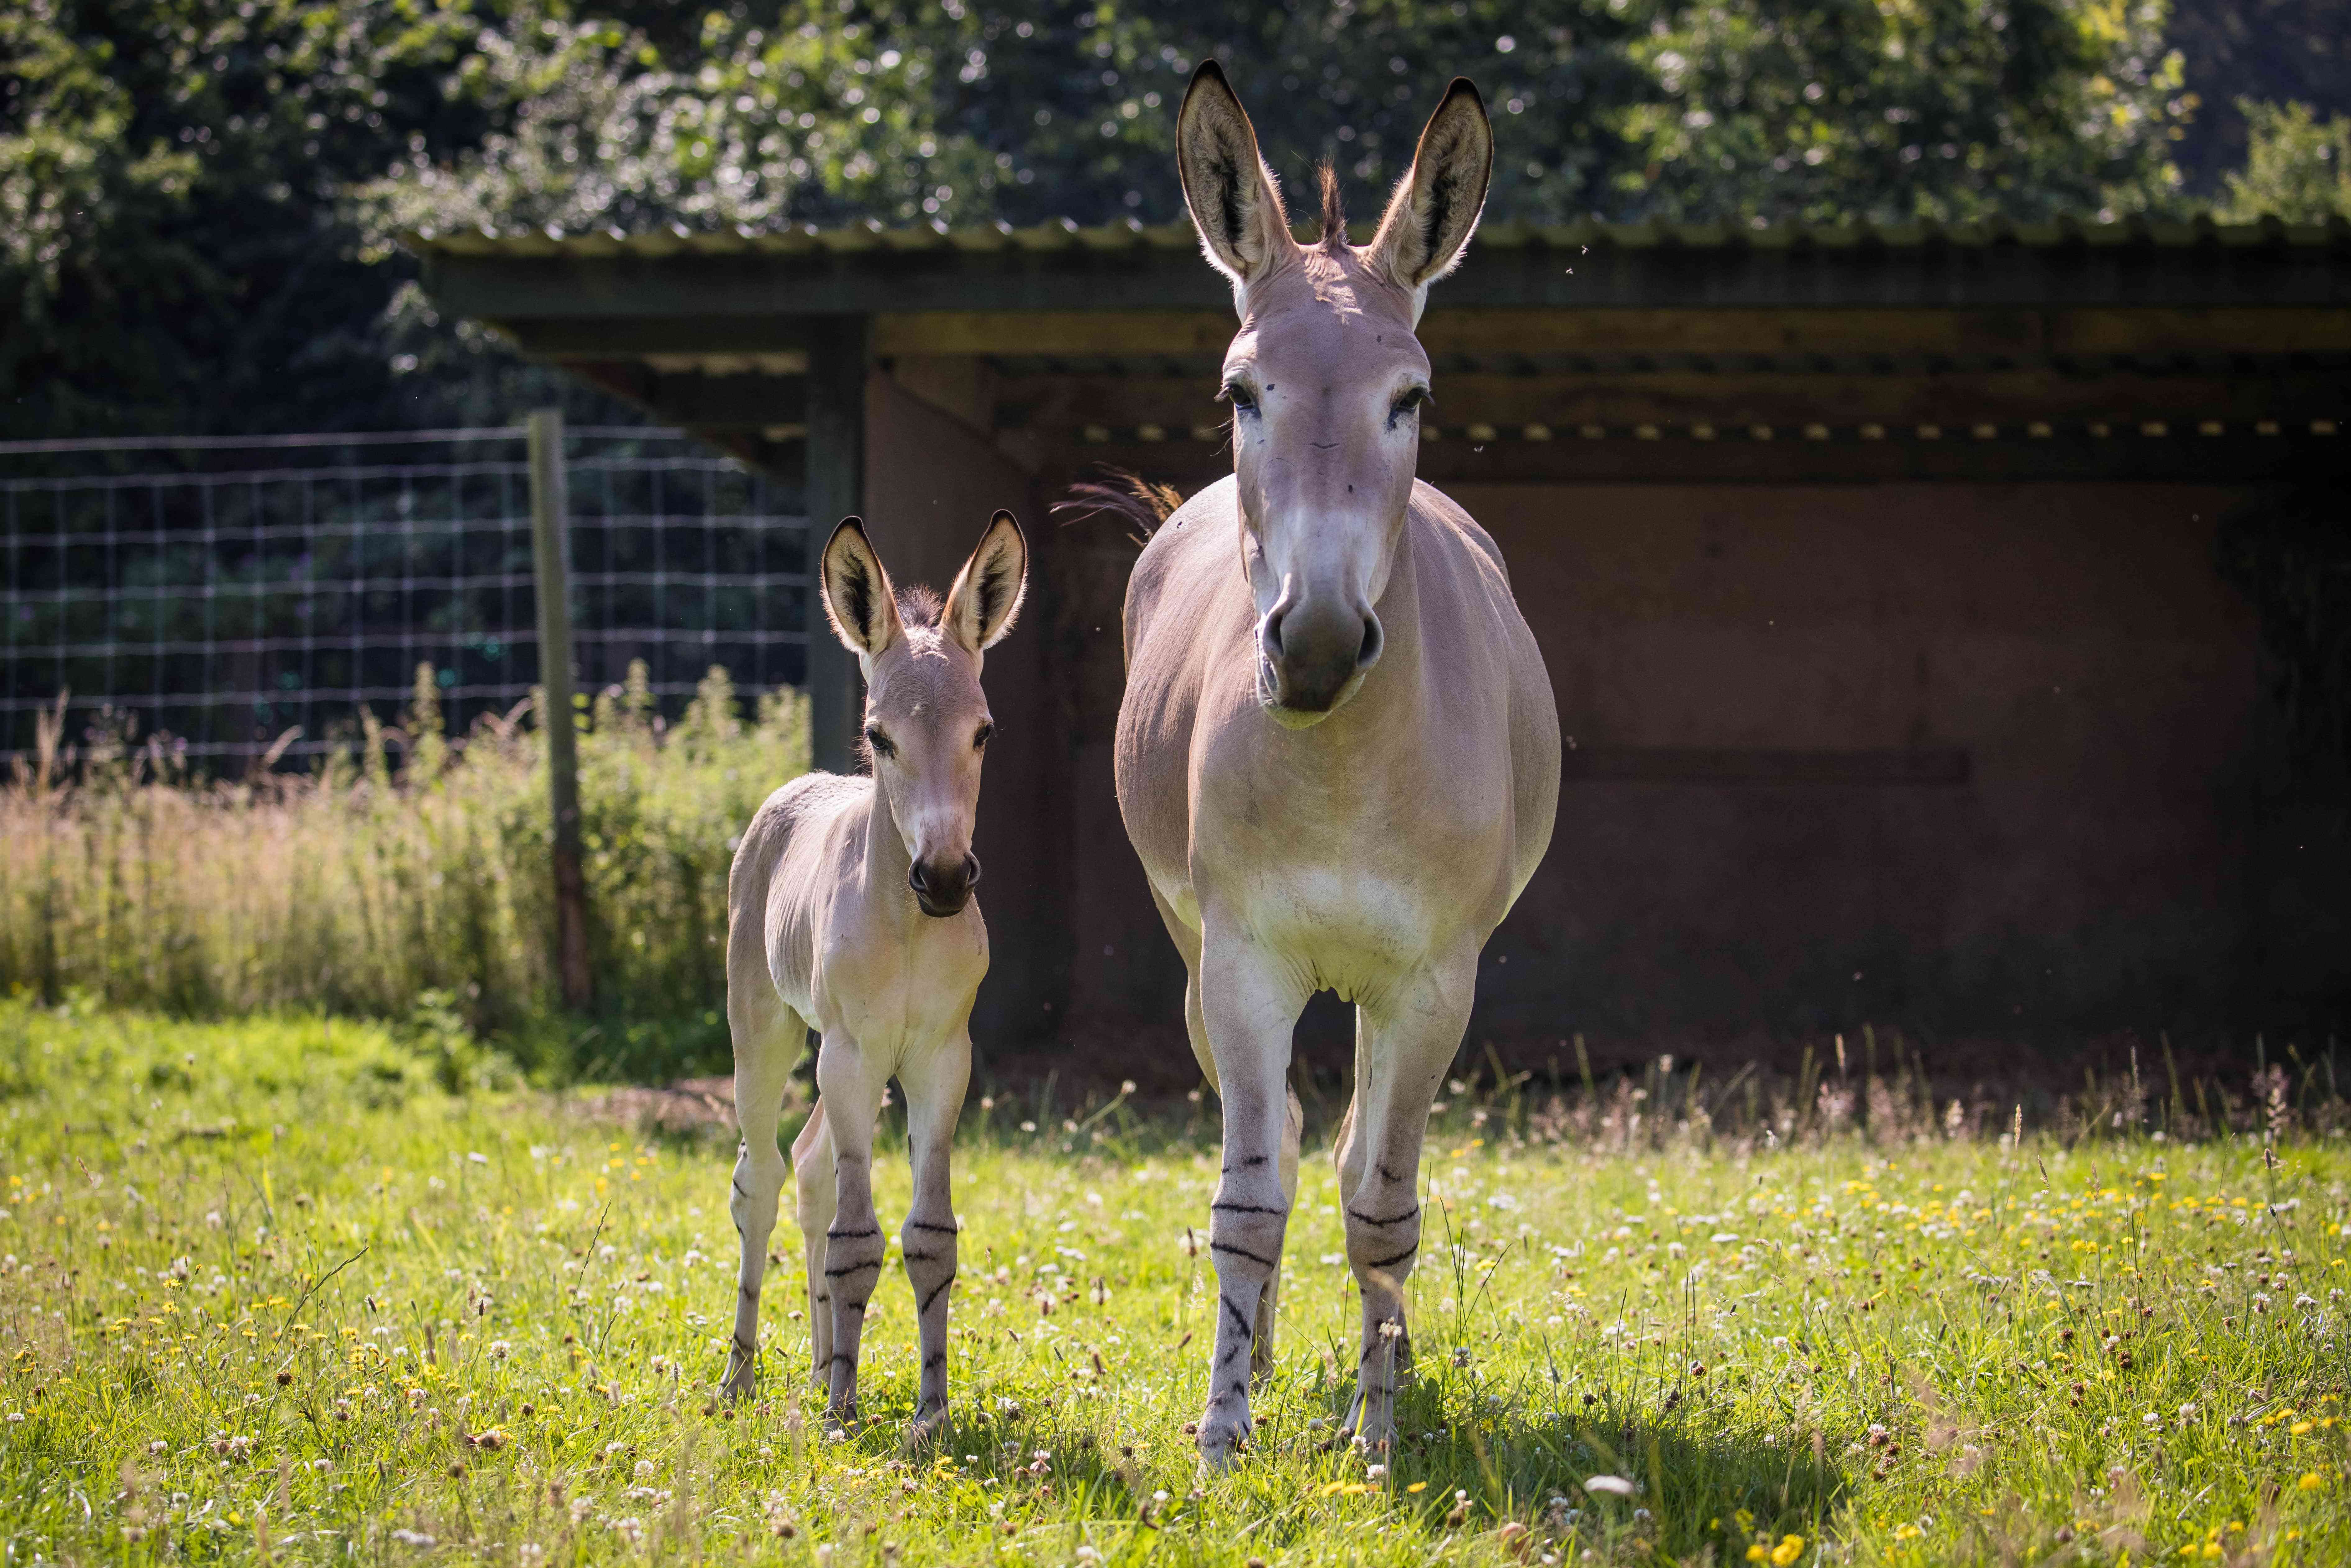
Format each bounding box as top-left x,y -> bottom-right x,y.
1194,928 -> 1310,1468
1148,886 -> 1304,1389
1333,947 -> 1478,1451
897,1028 -> 970,1446
809,1033 -> 890,1425
724,988 -> 804,1400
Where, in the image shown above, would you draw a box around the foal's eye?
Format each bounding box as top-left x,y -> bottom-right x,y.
863,726 -> 894,759
973,721 -> 994,750
1390,386 -> 1431,422
1221,380 -> 1259,414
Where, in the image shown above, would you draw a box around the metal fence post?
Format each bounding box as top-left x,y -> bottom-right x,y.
527,408 -> 592,1010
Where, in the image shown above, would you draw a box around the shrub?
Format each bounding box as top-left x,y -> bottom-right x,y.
0,661 -> 806,1078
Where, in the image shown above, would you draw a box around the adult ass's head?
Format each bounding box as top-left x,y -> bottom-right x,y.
820,511 -> 1028,917
1176,62 -> 1491,727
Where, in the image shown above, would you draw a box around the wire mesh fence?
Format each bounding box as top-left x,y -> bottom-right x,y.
1,427 -> 811,763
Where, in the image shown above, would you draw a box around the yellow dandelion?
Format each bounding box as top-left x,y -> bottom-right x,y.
2297,1473 -> 2323,1491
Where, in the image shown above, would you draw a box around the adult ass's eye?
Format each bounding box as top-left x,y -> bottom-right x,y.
973,721 -> 994,750
1221,380 -> 1259,415
1390,385 -> 1432,425
864,725 -> 895,759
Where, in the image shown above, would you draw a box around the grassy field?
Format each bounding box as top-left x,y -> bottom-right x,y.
2,1000 -> 2347,1566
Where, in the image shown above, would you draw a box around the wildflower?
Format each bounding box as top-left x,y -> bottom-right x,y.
2299,1473 -> 2323,1491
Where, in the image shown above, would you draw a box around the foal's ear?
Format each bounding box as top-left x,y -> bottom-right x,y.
943,510 -> 1028,654
819,517 -> 902,660
1176,61 -> 1295,298
1367,79 -> 1493,317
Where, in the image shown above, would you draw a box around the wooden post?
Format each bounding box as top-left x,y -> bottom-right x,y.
527,408 -> 592,1011
803,316 -> 868,775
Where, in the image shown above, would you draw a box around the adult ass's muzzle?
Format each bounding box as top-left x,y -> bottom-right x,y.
1258,595 -> 1383,722
908,852 -> 982,918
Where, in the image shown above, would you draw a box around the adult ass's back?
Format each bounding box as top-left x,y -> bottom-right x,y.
1114,66 -> 1559,1465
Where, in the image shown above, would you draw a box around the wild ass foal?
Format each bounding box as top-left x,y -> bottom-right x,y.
1116,66 -> 1560,1464
721,511 -> 1027,1440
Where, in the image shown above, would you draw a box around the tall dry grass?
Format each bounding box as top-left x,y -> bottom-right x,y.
0,663 -> 804,1074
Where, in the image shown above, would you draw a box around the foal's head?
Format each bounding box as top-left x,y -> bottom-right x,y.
819,512 -> 1028,917
1176,63 -> 1492,726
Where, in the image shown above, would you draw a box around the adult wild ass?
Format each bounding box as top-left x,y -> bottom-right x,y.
721,511 -> 1028,1441
1115,66 -> 1560,1463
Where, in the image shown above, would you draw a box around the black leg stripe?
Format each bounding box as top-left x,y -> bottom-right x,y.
1346,1204 -> 1420,1226
1366,1245 -> 1419,1269
1209,1241 -> 1278,1269
1376,1162 -> 1402,1183
922,1351 -> 946,1370
905,1220 -> 958,1235
826,1226 -> 881,1241
824,1261 -> 883,1279
740,1283 -> 758,1301
920,1275 -> 955,1314
1221,1296 -> 1252,1337
1211,1201 -> 1284,1216
902,1249 -> 939,1263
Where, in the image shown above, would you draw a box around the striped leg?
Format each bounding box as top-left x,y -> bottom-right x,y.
1195,932 -> 1308,1468
898,1029 -> 970,1444
724,998 -> 801,1399
791,1098 -> 837,1388
1335,954 -> 1475,1449
1250,1086 -> 1304,1385
813,1034 -> 889,1423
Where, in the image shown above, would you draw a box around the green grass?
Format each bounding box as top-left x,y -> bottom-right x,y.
3,1000 -> 2348,1566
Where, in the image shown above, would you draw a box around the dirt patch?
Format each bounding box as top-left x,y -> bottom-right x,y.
570,1076 -> 743,1135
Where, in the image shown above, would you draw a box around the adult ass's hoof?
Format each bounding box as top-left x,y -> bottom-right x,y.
1339,1391 -> 1398,1455
1193,1402 -> 1253,1472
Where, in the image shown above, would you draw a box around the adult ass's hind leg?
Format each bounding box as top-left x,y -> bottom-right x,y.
897,1030 -> 971,1446
725,991 -> 804,1400
1194,929 -> 1311,1468
1334,951 -> 1477,1451
1144,885 -> 1298,1387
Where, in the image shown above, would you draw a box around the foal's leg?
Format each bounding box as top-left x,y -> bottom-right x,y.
898,1027 -> 970,1444
1194,929 -> 1309,1468
724,992 -> 803,1399
813,1033 -> 890,1423
1337,951 -> 1476,1451
790,1098 -> 837,1388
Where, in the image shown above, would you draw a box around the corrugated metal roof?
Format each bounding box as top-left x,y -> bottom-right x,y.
405,212 -> 2351,262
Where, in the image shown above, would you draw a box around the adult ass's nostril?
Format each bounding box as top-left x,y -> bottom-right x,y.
1356,613 -> 1384,671
907,861 -> 932,898
1262,605 -> 1287,659
962,853 -> 982,891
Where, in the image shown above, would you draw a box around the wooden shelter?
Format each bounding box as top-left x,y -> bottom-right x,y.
412,214 -> 2351,1065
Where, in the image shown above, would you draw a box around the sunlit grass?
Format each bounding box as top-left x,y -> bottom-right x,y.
3,998 -> 2348,1565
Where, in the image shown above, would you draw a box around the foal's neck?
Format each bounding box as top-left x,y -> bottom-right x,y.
859,773 -> 913,913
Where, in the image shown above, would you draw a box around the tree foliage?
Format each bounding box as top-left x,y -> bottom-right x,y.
0,0 -> 2299,441
2217,99 -> 2351,222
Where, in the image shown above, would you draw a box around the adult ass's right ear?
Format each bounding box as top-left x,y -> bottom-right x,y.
1176,61 -> 1295,301
943,510 -> 1029,654
819,517 -> 903,661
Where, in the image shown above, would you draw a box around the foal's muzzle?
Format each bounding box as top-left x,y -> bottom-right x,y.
909,853 -> 981,918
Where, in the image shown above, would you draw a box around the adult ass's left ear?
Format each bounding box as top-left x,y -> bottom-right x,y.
1367,79 -> 1493,321
943,510 -> 1029,654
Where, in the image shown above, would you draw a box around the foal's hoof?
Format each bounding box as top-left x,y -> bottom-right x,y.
904,1402 -> 950,1450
